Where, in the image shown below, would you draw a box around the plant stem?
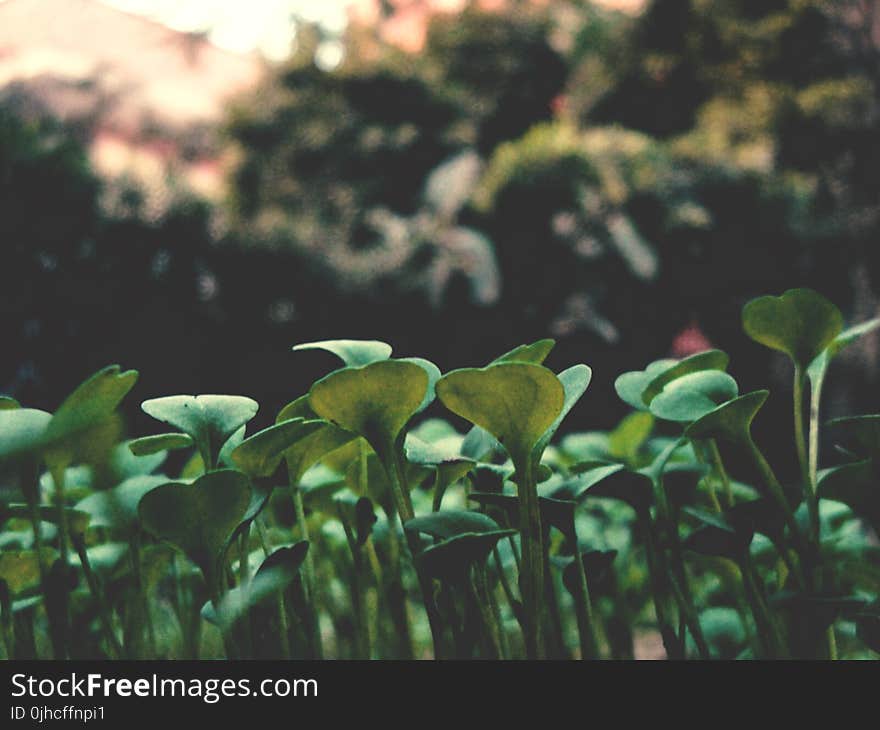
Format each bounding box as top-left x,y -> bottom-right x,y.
641,513 -> 681,659
794,366 -> 819,543
469,568 -> 502,659
73,536 -> 122,658
386,450 -> 445,658
707,439 -> 734,508
744,436 -> 806,558
808,371 -> 824,496
479,564 -> 509,659
514,456 -> 545,659
49,465 -> 72,658
826,624 -> 838,660
290,481 -> 323,659
573,551 -> 600,659
129,534 -> 156,658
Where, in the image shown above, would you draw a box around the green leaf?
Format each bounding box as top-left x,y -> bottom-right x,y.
490,339 -> 555,365
640,350 -> 729,405
285,425 -> 358,486
614,359 -> 677,411
109,439 -> 168,481
807,318 -> 880,388
404,435 -> 475,509
276,395 -> 317,422
817,460 -> 880,532
826,415 -> 880,459
203,542 -> 309,629
742,288 -> 843,370
397,357 -> 441,413
293,339 -> 393,367
436,362 -> 564,467
0,550 -> 53,595
649,370 -> 739,423
0,408 -> 52,465
231,418 -> 324,478
534,364 -> 592,460
75,475 -> 167,535
45,365 -> 139,449
141,395 -> 259,469
607,412 -> 654,462
308,360 -> 428,463
405,510 -> 501,540
128,433 -> 193,457
685,391 -> 770,444
138,469 -> 252,586
682,507 -> 752,559
563,464 -> 654,512
0,396 -> 20,410
418,529 -> 517,580
460,426 -> 502,461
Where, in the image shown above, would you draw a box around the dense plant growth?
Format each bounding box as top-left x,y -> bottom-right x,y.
1,289 -> 879,660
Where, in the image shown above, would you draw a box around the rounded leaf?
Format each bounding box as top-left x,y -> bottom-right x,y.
437,362 -> 564,466
0,408 -> 52,465
685,391 -> 769,444
418,529 -> 517,580
138,469 -> 252,583
292,339 -> 393,367
45,365 -> 138,448
141,394 -> 259,468
231,418 -> 324,478
490,339 -> 555,365
742,288 -> 843,369
614,359 -> 677,411
405,510 -> 501,540
76,474 -> 167,535
309,360 -> 428,459
641,350 -> 729,405
827,415 -> 880,460
128,433 -> 193,457
649,370 -> 739,424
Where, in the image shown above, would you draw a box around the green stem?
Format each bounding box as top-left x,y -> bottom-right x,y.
807,371 -> 837,661
129,534 -> 156,658
290,481 -> 323,659
641,513 -> 680,659
692,441 -> 721,513
739,552 -> 785,659
514,456 -> 545,659
21,464 -> 58,658
338,505 -> 370,659
480,564 -> 509,659
573,551 -> 600,659
73,536 -> 122,658
469,568 -> 501,659
386,450 -> 445,658
49,465 -> 72,658
707,439 -> 734,509
826,624 -> 838,660
794,366 -> 820,543
808,372 -> 824,497
744,436 -> 806,559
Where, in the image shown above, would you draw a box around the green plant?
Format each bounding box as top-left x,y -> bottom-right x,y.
1,292 -> 878,660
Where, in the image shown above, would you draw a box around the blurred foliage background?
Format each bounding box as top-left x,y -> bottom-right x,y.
2,0 -> 880,465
